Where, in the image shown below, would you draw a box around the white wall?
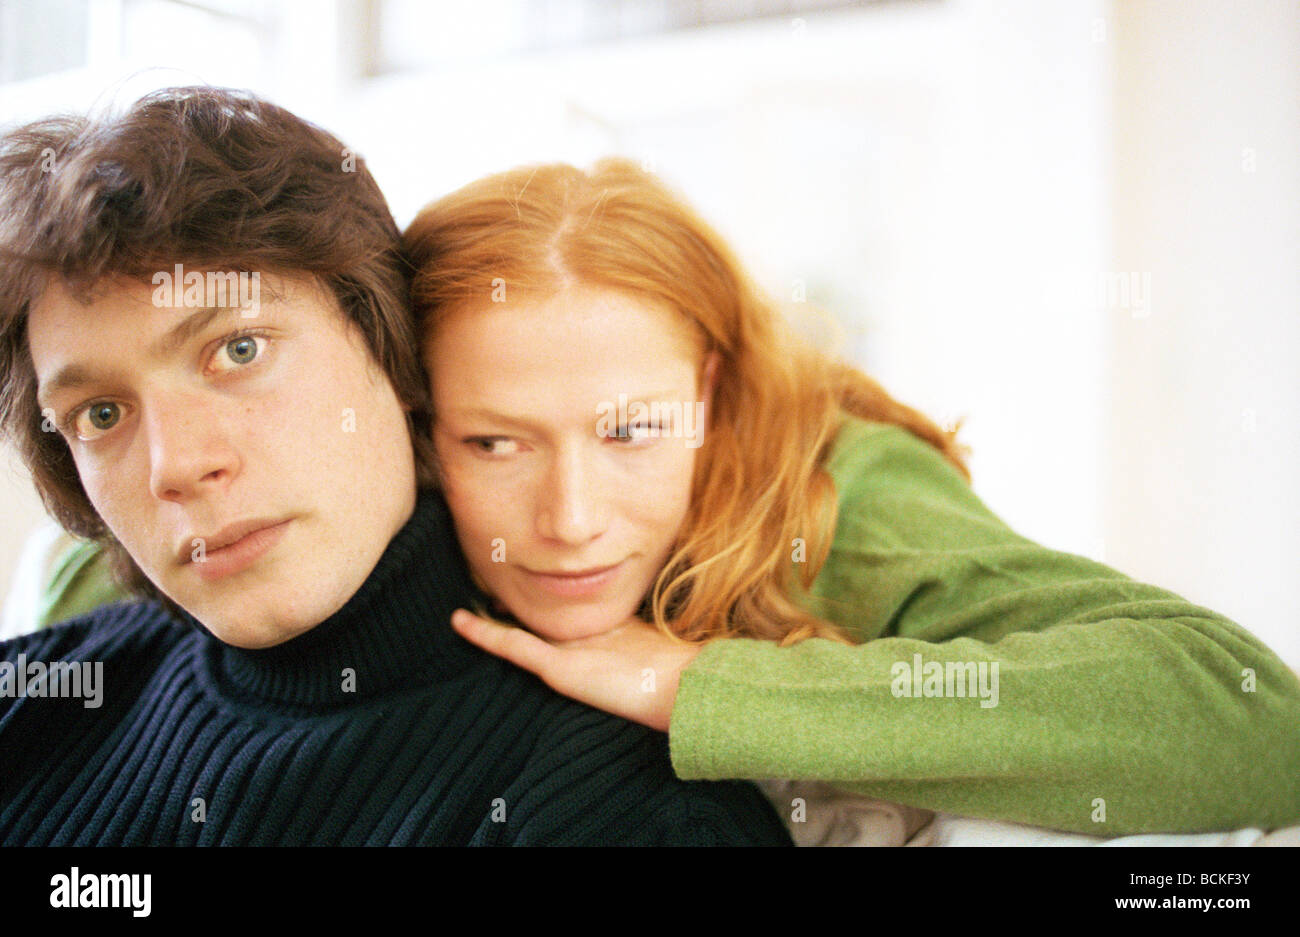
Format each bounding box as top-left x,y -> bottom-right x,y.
0,0 -> 1294,669
1107,0 -> 1300,667
338,0 -> 1114,563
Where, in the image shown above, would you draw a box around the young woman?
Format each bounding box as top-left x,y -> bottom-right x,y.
402,158 -> 1300,837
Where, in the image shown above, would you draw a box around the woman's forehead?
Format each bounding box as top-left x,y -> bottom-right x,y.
427,288 -> 704,420
432,287 -> 700,364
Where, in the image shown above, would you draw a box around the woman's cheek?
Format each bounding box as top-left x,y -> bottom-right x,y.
444,471 -> 513,560
631,456 -> 695,540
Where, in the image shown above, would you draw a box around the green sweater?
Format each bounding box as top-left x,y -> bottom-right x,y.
28,417 -> 1300,835
671,416 -> 1300,835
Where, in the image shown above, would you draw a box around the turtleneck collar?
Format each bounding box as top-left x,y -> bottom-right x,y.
188,489 -> 485,710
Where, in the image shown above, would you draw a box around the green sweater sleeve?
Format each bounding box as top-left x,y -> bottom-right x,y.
669,416 -> 1300,835
36,533 -> 129,629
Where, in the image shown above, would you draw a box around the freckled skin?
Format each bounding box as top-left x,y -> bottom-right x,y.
429,285 -> 714,642
27,274 -> 417,648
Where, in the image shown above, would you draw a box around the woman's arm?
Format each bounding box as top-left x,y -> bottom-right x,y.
4,527 -> 128,636
670,417 -> 1300,835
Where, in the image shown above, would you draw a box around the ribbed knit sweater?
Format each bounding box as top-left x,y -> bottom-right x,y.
0,492 -> 791,846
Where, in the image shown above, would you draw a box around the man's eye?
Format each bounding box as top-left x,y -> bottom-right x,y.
72,401 -> 123,439
211,334 -> 263,372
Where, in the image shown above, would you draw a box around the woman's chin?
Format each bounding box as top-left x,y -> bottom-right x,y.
511,603 -> 630,643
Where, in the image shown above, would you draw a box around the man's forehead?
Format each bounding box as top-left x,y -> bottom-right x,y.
28,273 -> 293,403
28,270 -> 315,339
29,277 -> 168,377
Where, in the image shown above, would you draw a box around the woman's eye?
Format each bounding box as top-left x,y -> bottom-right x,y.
611,422 -> 658,443
468,437 -> 520,456
72,401 -> 122,439
211,334 -> 263,372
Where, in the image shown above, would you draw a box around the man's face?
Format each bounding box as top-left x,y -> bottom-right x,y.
28,274 -> 417,648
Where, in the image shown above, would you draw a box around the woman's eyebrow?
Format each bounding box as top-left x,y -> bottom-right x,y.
444,407 -> 541,431
445,389 -> 698,429
609,390 -> 694,402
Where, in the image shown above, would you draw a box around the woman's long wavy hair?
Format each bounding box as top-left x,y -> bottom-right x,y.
405,158 -> 971,646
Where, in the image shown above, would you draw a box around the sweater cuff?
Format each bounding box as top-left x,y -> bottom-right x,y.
669,639 -> 758,780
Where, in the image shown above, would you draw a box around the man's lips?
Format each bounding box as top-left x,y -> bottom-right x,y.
179,518 -> 292,581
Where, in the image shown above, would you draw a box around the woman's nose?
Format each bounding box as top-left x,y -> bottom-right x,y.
534,446 -> 609,546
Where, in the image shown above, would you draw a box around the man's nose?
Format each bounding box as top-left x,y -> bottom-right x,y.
143,392 -> 241,502
535,446 -> 609,546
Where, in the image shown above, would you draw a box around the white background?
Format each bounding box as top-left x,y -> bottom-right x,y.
1,0 -> 1296,667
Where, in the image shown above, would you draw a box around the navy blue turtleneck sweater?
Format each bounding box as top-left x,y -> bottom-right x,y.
0,492 -> 791,846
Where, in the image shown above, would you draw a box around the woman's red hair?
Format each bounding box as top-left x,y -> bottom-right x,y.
405,159 -> 970,644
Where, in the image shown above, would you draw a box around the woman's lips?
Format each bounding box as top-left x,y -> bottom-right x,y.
190,520 -> 292,582
522,562 -> 623,598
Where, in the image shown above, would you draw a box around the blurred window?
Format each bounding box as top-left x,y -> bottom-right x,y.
0,0 -> 269,89
371,0 -> 876,75
0,0 -> 89,82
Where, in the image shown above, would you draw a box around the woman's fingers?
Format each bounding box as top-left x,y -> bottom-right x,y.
449,610 -> 695,732
450,609 -> 556,678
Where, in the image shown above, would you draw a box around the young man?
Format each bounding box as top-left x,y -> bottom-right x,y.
0,87 -> 791,846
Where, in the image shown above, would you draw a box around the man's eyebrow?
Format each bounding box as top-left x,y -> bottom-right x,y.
146,306 -> 232,359
38,306 -> 248,408
37,363 -> 97,407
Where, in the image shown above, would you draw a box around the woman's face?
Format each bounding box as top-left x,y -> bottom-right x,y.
429,285 -> 714,641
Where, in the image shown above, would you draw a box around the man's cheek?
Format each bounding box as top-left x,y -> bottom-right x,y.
79,468 -> 136,545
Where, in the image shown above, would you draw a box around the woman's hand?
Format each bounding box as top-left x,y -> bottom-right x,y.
450,609 -> 702,732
